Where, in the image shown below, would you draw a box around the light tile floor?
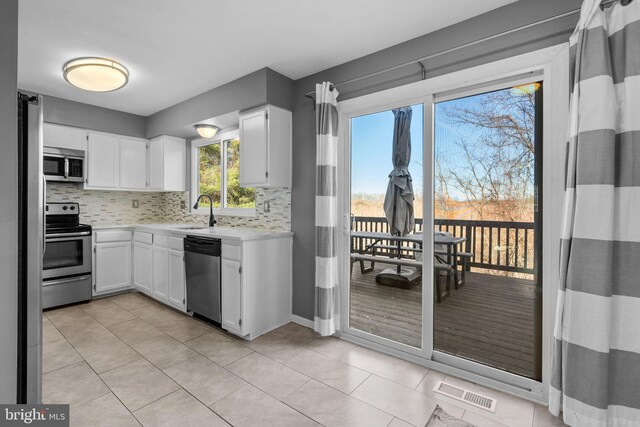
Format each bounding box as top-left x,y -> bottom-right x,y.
42,292 -> 567,427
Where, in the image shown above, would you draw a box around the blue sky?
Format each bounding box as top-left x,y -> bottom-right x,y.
350,88 -> 534,199
351,104 -> 424,196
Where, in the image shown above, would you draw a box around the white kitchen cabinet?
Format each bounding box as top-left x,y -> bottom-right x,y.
43,123 -> 85,151
133,241 -> 153,294
119,137 -> 148,190
149,135 -> 186,191
168,249 -> 186,311
132,231 -> 186,310
87,131 -> 150,191
220,236 -> 292,340
85,130 -> 185,192
239,105 -> 291,188
93,230 -> 133,296
86,132 -> 119,188
221,256 -> 243,335
152,240 -> 168,301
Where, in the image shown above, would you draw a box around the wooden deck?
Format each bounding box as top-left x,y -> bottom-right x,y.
349,262 -> 539,379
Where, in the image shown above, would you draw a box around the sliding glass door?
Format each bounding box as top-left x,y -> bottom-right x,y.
347,103 -> 425,351
431,81 -> 543,381
342,83 -> 544,378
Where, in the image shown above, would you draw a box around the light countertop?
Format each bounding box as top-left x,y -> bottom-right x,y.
92,223 -> 293,242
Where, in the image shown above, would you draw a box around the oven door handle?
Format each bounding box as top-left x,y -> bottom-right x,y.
46,231 -> 91,239
43,275 -> 92,287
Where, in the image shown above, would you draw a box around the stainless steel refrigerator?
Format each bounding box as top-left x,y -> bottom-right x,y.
17,92 -> 43,404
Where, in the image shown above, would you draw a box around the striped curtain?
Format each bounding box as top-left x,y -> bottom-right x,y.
550,1 -> 640,426
315,82 -> 340,336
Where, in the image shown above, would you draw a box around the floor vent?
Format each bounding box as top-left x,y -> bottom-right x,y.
433,381 -> 497,413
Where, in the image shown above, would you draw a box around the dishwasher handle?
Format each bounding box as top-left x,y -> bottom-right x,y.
184,235 -> 221,256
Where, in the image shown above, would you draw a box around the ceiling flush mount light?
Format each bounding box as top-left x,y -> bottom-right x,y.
63,57 -> 129,92
195,124 -> 219,138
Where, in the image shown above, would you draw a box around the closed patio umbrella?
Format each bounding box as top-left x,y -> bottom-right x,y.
377,107 -> 417,281
383,107 -> 414,236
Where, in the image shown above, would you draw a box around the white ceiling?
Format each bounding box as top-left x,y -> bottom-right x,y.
18,0 -> 517,117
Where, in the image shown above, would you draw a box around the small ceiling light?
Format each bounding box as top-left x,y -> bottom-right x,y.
195,124 -> 219,138
63,57 -> 129,92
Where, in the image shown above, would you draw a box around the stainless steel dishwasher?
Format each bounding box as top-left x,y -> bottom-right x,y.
184,235 -> 222,323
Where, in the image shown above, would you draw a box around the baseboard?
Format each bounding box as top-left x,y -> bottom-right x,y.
291,314 -> 314,329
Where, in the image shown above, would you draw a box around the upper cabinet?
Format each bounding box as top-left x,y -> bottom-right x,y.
149,135 -> 186,191
86,131 -> 148,190
84,130 -> 185,192
86,132 -> 120,188
43,123 -> 85,151
239,105 -> 291,188
119,137 -> 149,190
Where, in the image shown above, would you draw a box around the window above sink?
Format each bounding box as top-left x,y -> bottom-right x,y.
190,129 -> 257,217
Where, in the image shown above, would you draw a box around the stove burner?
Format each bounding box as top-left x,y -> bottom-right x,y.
45,202 -> 91,235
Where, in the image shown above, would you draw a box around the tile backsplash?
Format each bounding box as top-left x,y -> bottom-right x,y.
46,183 -> 291,231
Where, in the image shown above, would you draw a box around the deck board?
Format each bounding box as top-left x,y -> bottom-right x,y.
349,262 -> 539,379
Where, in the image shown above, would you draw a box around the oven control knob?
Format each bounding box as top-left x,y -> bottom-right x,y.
70,206 -> 75,211
62,206 -> 68,211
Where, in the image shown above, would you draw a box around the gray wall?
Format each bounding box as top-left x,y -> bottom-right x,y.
290,0 -> 582,320
146,68 -> 295,138
43,95 -> 147,138
0,0 -> 19,403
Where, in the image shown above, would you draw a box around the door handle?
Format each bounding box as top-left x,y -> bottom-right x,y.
43,275 -> 92,287
42,175 -> 46,254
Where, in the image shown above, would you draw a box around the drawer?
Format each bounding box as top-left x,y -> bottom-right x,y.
222,243 -> 241,261
95,230 -> 132,243
134,231 -> 153,245
169,236 -> 184,251
153,235 -> 168,248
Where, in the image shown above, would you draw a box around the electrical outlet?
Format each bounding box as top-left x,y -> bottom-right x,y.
180,200 -> 187,209
263,200 -> 271,213
132,199 -> 139,208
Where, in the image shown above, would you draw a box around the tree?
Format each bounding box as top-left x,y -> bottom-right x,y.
437,86 -> 536,222
198,138 -> 256,209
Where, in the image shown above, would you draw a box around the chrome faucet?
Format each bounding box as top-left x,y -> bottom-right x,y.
192,195 -> 217,227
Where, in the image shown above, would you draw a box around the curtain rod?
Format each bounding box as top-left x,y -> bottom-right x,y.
305,5 -> 593,101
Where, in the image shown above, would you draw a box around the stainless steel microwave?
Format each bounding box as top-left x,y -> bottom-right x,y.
43,147 -> 84,183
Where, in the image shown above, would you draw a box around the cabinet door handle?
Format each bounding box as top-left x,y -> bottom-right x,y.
265,171 -> 269,178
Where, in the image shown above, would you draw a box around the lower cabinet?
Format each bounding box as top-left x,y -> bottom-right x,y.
132,231 -> 185,312
221,256 -> 242,335
93,230 -> 133,296
168,249 -> 186,311
133,241 -> 152,294
221,236 -> 292,340
152,244 -> 168,300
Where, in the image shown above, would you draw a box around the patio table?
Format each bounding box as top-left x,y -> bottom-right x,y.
351,231 -> 466,286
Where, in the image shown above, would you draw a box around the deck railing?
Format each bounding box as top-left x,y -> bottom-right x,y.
351,216 -> 535,274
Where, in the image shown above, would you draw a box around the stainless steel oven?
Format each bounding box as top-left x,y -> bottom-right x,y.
43,147 -> 84,183
43,230 -> 92,280
43,203 -> 92,309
